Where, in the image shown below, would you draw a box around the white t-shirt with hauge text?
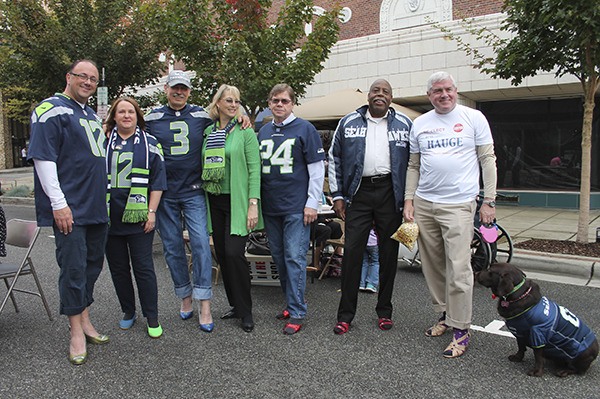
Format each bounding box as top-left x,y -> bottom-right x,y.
410,104 -> 493,203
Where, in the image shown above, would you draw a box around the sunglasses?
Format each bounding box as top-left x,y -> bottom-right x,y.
270,98 -> 292,105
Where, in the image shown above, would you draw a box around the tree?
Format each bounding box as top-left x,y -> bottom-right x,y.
434,0 -> 600,243
0,0 -> 165,122
147,0 -> 341,122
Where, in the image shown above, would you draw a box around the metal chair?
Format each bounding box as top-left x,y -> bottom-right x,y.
0,219 -> 53,320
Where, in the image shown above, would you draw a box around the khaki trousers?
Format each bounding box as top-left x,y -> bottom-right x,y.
414,196 -> 476,330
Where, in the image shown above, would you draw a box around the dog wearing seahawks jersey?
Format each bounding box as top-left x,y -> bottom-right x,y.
476,263 -> 598,377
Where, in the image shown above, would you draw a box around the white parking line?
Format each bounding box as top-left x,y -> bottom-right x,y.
471,319 -> 515,338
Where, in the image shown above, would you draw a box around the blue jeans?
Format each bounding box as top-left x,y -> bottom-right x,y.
157,194 -> 212,300
263,213 -> 310,321
360,245 -> 380,288
54,223 -> 108,316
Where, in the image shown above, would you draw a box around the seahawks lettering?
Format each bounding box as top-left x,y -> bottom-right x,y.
344,126 -> 367,138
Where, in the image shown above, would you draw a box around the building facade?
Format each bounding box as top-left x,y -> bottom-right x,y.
274,0 -> 598,208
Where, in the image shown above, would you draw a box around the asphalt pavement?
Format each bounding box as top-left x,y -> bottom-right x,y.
1,204 -> 600,398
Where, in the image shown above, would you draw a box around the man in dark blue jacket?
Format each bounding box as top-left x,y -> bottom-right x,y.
329,79 -> 411,335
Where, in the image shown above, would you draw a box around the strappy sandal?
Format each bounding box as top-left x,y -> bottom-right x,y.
425,320 -> 449,337
442,332 -> 470,358
333,321 -> 350,335
378,318 -> 394,331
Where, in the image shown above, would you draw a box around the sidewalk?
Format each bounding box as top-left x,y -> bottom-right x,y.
1,166 -> 599,285
0,166 -> 34,191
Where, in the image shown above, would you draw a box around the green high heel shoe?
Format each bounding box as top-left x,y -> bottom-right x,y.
84,333 -> 110,345
68,352 -> 87,365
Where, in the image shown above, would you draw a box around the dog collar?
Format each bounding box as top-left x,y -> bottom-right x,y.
491,278 -> 526,301
499,285 -> 532,308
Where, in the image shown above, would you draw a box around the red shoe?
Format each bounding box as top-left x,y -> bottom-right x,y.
378,318 -> 394,331
283,322 -> 302,335
276,309 -> 290,320
333,321 -> 350,335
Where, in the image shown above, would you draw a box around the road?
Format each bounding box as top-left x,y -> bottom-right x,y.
0,204 -> 599,398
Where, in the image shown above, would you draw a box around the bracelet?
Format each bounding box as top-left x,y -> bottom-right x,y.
249,200 -> 258,206
148,209 -> 156,213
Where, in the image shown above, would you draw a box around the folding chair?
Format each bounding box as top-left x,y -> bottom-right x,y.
319,238 -> 344,280
0,219 -> 53,320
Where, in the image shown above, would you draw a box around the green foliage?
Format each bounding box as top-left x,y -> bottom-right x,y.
494,0 -> 600,86
0,0 -> 165,120
2,185 -> 33,198
148,0 -> 341,121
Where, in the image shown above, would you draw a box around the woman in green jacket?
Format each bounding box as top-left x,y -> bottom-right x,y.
202,84 -> 263,333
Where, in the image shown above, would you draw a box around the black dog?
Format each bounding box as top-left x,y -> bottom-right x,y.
476,263 -> 598,377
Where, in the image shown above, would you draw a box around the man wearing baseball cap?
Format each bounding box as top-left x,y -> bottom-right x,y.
145,70 -> 250,330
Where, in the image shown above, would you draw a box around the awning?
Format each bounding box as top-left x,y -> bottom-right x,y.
293,88 -> 421,122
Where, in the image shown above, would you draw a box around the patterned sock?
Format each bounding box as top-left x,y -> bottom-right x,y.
453,328 -> 469,345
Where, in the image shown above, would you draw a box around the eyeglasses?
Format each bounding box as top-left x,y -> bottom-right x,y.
223,98 -> 241,105
70,72 -> 99,85
270,98 -> 291,105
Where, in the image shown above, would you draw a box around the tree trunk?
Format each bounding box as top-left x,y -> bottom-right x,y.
576,79 -> 595,243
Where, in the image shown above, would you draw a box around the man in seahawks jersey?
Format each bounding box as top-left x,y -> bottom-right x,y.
29,60 -> 109,365
258,84 -> 325,335
145,70 -> 251,329
145,70 -> 215,326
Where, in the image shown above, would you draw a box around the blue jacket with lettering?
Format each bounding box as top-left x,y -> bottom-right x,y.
328,105 -> 411,211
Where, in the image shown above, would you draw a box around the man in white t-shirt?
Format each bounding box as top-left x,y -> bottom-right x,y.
403,71 -> 497,358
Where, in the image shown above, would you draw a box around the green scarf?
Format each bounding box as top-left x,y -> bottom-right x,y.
106,126 -> 150,223
201,118 -> 237,194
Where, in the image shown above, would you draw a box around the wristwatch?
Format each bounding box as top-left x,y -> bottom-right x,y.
249,200 -> 258,206
482,200 -> 496,208
148,209 -> 156,213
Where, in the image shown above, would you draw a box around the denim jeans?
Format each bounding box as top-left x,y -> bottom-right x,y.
54,223 -> 108,316
360,245 -> 380,288
263,213 -> 310,321
157,194 -> 212,300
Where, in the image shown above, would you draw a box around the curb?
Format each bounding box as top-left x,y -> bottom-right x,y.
0,196 -> 35,206
512,249 -> 599,287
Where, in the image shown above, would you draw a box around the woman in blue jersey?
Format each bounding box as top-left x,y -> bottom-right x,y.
202,84 -> 262,333
104,97 -> 167,338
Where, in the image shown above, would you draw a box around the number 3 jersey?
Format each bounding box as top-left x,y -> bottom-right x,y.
258,118 -> 325,216
145,104 -> 211,199
29,93 -> 108,226
505,296 -> 596,359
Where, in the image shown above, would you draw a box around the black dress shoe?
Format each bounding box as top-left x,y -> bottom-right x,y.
241,316 -> 254,333
220,308 -> 239,319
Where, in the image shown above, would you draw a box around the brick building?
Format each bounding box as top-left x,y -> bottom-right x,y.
274,0 -> 598,208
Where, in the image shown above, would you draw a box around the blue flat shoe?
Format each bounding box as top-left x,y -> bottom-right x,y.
180,310 -> 194,320
199,322 -> 214,333
119,313 -> 137,330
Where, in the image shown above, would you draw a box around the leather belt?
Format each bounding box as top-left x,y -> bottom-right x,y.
361,174 -> 391,184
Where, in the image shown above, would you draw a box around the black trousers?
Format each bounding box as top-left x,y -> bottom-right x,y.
106,231 -> 158,319
208,194 -> 252,319
337,177 -> 401,323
